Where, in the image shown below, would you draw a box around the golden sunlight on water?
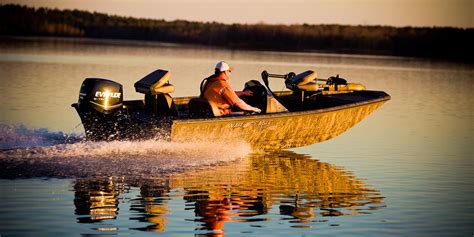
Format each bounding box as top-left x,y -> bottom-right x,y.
71,150 -> 384,234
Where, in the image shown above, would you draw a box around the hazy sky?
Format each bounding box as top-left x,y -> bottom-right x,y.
2,0 -> 472,28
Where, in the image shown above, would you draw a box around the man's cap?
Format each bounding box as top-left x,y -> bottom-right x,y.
215,61 -> 234,72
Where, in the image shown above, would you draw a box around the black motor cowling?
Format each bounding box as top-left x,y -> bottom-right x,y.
78,78 -> 123,114
75,78 -> 129,141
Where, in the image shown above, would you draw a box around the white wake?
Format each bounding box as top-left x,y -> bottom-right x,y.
0,125 -> 251,178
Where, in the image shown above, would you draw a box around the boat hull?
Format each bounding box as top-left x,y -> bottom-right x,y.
73,86 -> 390,149
171,95 -> 389,150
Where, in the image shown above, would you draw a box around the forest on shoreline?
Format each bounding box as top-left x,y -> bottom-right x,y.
1,4 -> 472,61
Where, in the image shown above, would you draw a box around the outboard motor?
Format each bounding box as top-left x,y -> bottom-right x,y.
74,78 -> 129,141
78,78 -> 123,114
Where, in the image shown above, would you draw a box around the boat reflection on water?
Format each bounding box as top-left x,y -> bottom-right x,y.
72,150 -> 385,235
172,150 -> 385,234
73,177 -> 127,226
131,179 -> 171,232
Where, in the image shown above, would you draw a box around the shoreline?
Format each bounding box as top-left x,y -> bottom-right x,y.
0,35 -> 451,63
1,4 -> 472,62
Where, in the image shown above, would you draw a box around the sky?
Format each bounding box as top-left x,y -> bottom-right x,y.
1,0 -> 472,28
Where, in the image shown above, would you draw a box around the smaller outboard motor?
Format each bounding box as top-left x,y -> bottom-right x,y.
78,78 -> 123,114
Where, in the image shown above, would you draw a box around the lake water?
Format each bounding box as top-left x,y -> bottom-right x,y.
0,37 -> 473,236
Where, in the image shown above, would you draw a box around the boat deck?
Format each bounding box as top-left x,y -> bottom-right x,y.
170,90 -> 389,119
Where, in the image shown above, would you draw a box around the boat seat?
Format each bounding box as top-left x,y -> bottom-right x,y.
297,81 -> 319,91
285,70 -> 322,103
285,70 -> 319,92
135,69 -> 174,95
134,69 -> 178,116
188,97 -> 220,118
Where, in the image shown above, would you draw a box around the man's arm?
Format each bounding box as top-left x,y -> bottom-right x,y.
235,90 -> 253,97
222,87 -> 261,113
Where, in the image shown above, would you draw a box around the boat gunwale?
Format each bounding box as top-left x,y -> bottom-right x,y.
172,91 -> 391,125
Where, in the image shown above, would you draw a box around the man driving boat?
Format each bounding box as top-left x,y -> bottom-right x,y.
201,61 -> 261,116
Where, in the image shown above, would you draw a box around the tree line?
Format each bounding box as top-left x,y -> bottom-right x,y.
1,4 -> 472,60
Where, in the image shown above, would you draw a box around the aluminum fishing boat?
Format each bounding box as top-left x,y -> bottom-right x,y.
72,69 -> 390,149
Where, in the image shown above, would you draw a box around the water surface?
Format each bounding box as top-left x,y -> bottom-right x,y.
0,37 -> 473,236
